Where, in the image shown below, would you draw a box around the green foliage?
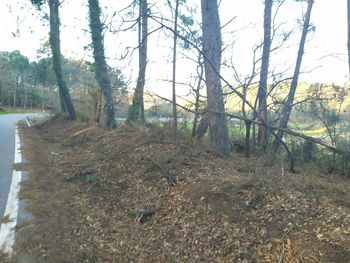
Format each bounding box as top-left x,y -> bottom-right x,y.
147,101 -> 173,118
179,14 -> 194,26
32,58 -> 56,86
85,174 -> 98,183
0,50 -> 43,108
127,210 -> 138,219
76,109 -> 94,123
287,136 -> 318,163
302,83 -> 348,147
0,48 -> 127,114
0,50 -> 30,73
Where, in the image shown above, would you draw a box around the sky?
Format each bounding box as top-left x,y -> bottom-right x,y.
0,0 -> 348,97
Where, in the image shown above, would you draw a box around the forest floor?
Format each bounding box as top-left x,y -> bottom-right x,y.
2,115 -> 350,262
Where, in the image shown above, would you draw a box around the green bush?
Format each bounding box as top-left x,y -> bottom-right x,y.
76,108 -> 95,123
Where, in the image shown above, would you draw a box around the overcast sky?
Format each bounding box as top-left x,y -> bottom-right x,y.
0,0 -> 348,97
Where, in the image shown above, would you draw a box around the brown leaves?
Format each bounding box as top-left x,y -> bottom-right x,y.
16,119 -> 350,262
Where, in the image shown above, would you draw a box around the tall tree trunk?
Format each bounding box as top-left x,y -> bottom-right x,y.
347,0 -> 350,79
128,0 -> 148,123
58,88 -> 66,112
48,0 -> 76,120
257,0 -> 272,147
0,82 -> 2,108
172,0 -> 180,134
201,0 -> 230,159
273,0 -> 314,150
13,75 -> 18,108
23,95 -> 25,108
88,0 -> 116,129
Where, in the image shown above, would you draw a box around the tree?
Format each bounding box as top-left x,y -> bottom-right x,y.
128,0 -> 148,124
0,51 -> 52,109
306,84 -> 347,153
201,0 -> 230,159
88,0 -> 116,129
30,0 -> 77,120
2,51 -> 30,108
49,0 -> 78,119
257,0 -> 273,147
273,0 -> 314,150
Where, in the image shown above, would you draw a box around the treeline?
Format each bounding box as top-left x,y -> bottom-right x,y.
0,50 -> 128,117
9,0 -> 348,174
0,50 -> 44,109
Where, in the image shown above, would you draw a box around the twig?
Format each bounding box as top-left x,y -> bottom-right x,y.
277,226 -> 292,262
87,181 -> 99,192
64,169 -> 93,182
146,156 -> 176,187
71,126 -> 95,138
277,243 -> 285,263
281,227 -> 293,240
136,208 -> 161,223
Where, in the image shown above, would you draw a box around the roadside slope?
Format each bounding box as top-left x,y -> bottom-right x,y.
14,116 -> 350,262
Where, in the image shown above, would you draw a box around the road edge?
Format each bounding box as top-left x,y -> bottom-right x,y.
0,126 -> 23,255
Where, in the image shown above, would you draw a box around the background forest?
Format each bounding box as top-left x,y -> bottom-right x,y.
0,0 -> 350,175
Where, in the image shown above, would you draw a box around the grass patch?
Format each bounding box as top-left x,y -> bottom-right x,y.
303,127 -> 327,136
0,110 -> 16,115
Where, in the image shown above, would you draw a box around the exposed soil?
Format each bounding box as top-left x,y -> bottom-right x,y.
4,115 -> 350,262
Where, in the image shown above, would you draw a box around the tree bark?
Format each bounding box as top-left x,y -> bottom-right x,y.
48,0 -> 76,120
13,75 -> 18,108
128,0 -> 148,124
196,112 -> 209,140
257,0 -> 272,147
201,0 -> 230,159
172,0 -> 180,134
0,80 -> 3,108
273,0 -> 314,150
88,0 -> 116,129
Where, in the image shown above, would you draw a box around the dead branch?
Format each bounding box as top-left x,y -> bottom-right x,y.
71,126 -> 96,138
136,208 -> 161,223
277,243 -> 285,263
87,181 -> 100,192
281,227 -> 293,240
153,93 -> 350,161
64,169 -> 94,182
146,156 -> 176,187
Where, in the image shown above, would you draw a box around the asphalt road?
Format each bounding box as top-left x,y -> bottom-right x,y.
0,114 -> 28,223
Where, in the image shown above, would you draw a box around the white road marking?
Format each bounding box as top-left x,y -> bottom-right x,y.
0,126 -> 22,255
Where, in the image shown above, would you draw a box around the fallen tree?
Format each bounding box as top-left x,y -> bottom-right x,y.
153,93 -> 350,171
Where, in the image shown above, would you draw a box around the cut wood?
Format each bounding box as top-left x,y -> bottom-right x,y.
71,126 -> 96,138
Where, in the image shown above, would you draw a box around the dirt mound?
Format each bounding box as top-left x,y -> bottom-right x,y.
10,115 -> 350,262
